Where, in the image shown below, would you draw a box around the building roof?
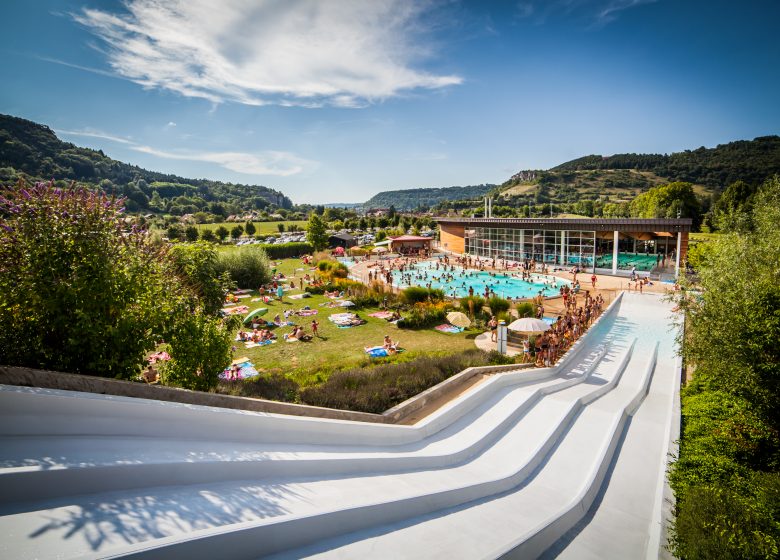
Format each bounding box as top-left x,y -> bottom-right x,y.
329,232 -> 356,241
434,217 -> 692,233
391,235 -> 432,242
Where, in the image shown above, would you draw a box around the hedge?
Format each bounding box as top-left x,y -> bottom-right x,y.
260,242 -> 313,259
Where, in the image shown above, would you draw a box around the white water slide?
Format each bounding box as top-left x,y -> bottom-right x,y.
0,292 -> 680,559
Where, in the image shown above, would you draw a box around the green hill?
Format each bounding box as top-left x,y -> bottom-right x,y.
472,136 -> 780,217
0,114 -> 293,215
551,136 -> 780,187
364,184 -> 495,211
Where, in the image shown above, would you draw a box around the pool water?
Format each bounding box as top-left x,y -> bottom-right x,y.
391,261 -> 568,300
337,257 -> 357,268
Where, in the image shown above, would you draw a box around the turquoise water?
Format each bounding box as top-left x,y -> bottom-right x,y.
391,261 -> 568,300
337,257 -> 357,268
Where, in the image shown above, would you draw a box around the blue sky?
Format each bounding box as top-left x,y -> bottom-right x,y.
1,0 -> 778,204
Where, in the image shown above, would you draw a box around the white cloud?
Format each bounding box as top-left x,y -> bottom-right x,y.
165,121 -> 176,128
72,0 -> 462,108
131,145 -> 314,177
56,128 -> 313,176
56,128 -> 135,144
518,0 -> 656,27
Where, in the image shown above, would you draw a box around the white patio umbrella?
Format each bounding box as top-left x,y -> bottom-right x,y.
339,300 -> 356,307
446,311 -> 471,328
507,317 -> 550,334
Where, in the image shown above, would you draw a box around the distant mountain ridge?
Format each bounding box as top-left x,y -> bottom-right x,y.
0,114 -> 293,214
363,184 -> 496,211
550,136 -> 780,188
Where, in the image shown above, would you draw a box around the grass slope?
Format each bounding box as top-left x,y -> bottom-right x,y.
229,258 -> 478,387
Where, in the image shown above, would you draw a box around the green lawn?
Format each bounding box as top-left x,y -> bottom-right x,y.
228,258 -> 479,386
197,221 -> 308,236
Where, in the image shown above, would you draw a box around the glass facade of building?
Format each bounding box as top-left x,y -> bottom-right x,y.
464,227 -> 597,267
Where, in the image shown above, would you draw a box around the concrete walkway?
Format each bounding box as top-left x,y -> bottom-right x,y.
0,293 -> 680,559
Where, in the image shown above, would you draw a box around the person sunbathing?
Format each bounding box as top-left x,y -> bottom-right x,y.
293,326 -> 312,341
383,335 -> 399,353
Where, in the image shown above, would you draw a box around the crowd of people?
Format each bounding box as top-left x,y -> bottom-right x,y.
363,254 -> 565,300
522,290 -> 606,367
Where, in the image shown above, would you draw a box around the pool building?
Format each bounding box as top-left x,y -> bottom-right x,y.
436,217 -> 692,277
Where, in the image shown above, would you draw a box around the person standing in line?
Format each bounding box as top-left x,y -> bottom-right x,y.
488,316 -> 498,342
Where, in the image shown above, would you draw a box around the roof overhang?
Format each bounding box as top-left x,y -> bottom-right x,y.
435,217 -> 692,233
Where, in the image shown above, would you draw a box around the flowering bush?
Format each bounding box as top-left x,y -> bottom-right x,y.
0,180 -> 230,388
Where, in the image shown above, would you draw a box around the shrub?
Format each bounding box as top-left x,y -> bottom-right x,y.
230,225 -> 244,239
459,295 -> 485,317
399,302 -> 448,329
670,478 -> 780,560
300,350 -> 493,413
200,229 -> 216,242
400,286 -> 445,305
515,302 -> 535,318
0,180 -> 229,384
487,296 -> 511,317
158,312 -> 233,392
668,388 -> 780,559
169,242 -> 234,315
216,373 -> 300,402
316,259 -> 348,280
215,225 -> 229,241
216,245 -> 271,288
184,225 -> 199,242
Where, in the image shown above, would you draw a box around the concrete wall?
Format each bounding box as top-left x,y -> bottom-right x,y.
439,222 -> 465,254
0,362 -> 528,426
0,366 -> 387,423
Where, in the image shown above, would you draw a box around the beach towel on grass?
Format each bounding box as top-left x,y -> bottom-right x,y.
245,339 -> 276,349
435,324 -> 463,333
220,360 -> 259,380
288,293 -> 311,300
235,294 -> 252,299
267,321 -> 295,327
233,289 -> 253,294
368,311 -> 394,319
297,309 -> 318,316
328,313 -> 355,322
365,346 -> 403,357
221,305 -> 249,316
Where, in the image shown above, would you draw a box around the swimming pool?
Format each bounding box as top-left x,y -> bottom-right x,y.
337,257 -> 358,268
390,261 -> 568,300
